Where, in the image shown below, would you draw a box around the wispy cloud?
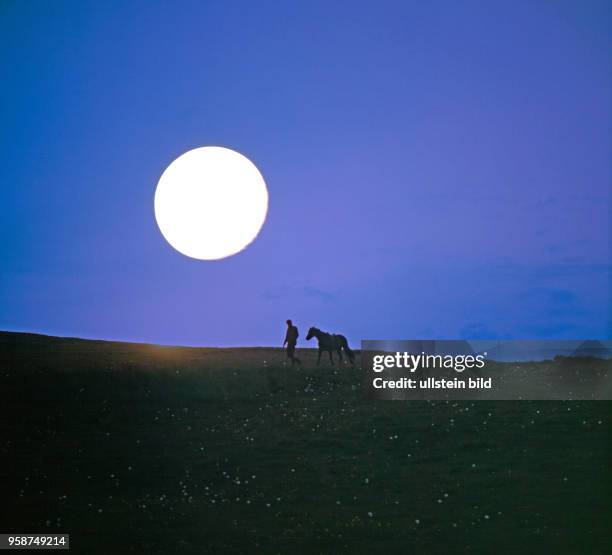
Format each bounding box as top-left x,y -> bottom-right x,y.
302,286 -> 334,301
262,284 -> 335,303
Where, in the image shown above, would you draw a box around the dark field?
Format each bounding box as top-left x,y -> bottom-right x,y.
1,332 -> 610,554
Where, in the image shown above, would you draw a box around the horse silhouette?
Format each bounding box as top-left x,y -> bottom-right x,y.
306,327 -> 355,366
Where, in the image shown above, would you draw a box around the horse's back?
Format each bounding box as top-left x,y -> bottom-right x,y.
332,334 -> 347,347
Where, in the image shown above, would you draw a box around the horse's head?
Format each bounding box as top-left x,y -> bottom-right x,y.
306,327 -> 318,341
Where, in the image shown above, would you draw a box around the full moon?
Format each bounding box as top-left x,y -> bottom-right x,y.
154,146 -> 269,260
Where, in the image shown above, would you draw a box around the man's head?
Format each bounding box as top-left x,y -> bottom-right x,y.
286,319 -> 292,327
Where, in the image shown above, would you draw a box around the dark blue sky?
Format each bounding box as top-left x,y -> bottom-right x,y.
1,1 -> 610,346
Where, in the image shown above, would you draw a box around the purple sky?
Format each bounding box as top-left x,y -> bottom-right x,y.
1,1 -> 610,346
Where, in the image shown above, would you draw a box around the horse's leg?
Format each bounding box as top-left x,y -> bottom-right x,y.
340,336 -> 355,365
317,349 -> 322,366
329,351 -> 334,365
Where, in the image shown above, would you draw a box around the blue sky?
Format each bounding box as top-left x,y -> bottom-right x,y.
1,1 -> 610,346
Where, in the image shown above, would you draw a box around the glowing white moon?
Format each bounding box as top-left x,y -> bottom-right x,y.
154,146 -> 268,260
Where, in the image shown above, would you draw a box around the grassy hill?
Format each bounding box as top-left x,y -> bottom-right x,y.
1,331 -> 610,554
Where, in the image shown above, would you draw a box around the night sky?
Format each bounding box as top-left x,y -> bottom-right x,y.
1,1 -> 610,346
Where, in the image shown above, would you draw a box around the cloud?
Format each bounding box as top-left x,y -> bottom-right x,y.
261,285 -> 290,301
459,322 -> 503,340
302,286 -> 335,302
262,284 -> 335,302
519,287 -> 585,318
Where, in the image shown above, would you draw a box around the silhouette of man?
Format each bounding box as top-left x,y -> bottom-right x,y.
283,319 -> 301,366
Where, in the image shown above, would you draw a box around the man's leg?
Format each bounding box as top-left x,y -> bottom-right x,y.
293,344 -> 301,365
288,343 -> 298,365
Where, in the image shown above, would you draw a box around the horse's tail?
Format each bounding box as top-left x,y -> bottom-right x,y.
338,335 -> 355,364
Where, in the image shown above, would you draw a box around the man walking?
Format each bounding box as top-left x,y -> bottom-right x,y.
283,319 -> 301,366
